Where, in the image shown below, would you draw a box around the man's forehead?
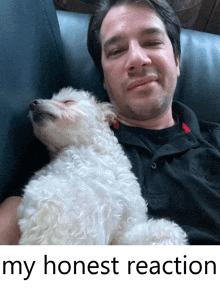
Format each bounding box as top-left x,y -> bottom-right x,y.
100,4 -> 166,45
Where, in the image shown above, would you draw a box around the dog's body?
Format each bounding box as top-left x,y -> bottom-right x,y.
18,88 -> 187,245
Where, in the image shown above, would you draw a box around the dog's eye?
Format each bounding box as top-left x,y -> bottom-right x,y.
63,100 -> 75,106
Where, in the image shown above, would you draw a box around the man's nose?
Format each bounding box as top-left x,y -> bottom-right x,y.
125,42 -> 151,73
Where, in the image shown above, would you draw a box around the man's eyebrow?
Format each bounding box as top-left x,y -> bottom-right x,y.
141,27 -> 165,36
103,35 -> 124,51
103,27 -> 165,49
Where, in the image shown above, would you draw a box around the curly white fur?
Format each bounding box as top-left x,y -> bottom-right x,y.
18,87 -> 187,245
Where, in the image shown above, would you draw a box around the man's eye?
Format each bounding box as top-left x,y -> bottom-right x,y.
108,48 -> 124,57
113,49 -> 122,55
145,41 -> 162,47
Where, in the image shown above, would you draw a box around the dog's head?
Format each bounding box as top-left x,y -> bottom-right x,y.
29,88 -> 116,155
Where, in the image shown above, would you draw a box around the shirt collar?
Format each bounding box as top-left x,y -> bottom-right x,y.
111,101 -> 201,154
172,101 -> 202,139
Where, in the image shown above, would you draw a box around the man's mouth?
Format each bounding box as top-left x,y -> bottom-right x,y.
127,75 -> 158,91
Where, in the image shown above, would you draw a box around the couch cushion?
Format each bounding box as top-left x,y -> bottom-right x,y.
57,11 -> 108,102
0,0 -> 63,201
175,29 -> 220,124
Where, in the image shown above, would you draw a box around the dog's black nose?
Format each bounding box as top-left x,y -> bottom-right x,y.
29,100 -> 40,111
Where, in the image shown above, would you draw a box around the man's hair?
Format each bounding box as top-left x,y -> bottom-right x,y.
87,0 -> 181,77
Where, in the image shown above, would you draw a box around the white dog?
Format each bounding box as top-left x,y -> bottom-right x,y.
18,88 -> 187,245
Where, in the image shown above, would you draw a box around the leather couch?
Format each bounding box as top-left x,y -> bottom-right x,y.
1,0 -> 220,203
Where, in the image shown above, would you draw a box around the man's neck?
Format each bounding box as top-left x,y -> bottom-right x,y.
116,109 -> 175,130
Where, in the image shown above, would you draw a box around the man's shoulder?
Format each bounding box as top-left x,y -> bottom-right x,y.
199,119 -> 220,147
199,119 -> 220,131
173,101 -> 220,145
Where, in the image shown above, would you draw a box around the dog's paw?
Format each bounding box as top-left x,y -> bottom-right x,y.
143,219 -> 188,245
119,219 -> 188,245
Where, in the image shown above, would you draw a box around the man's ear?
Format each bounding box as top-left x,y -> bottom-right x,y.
176,57 -> 180,77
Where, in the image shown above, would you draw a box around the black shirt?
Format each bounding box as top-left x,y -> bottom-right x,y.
112,102 -> 220,245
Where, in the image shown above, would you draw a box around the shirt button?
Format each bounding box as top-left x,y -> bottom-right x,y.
151,162 -> 157,169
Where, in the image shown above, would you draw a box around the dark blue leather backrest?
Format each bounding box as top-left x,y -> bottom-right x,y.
0,0 -> 63,201
57,10 -> 220,124
175,29 -> 220,123
57,11 -> 106,101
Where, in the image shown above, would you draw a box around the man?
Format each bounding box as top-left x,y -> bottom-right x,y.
0,197 -> 21,244
87,0 -> 220,244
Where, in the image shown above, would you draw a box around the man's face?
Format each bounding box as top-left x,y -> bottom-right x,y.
100,4 -> 180,123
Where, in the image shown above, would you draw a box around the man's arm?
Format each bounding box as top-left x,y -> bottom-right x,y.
0,196 -> 21,245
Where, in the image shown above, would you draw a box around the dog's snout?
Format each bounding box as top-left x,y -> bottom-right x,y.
30,100 -> 40,111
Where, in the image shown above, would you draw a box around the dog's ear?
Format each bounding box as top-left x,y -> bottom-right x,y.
98,102 -> 117,125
